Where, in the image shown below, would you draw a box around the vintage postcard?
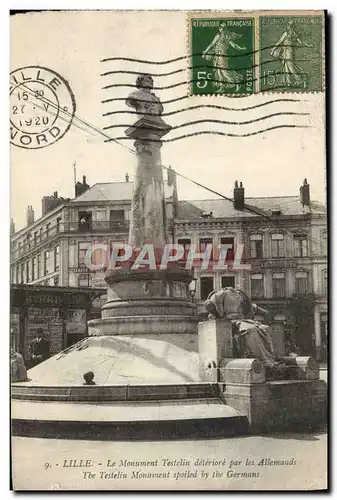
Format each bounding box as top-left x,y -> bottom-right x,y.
10,9 -> 327,491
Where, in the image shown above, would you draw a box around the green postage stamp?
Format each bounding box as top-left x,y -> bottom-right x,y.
189,12 -> 324,95
259,15 -> 324,93
190,17 -> 255,96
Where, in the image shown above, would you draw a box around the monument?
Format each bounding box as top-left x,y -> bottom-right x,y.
89,73 -> 197,338
11,75 -> 327,439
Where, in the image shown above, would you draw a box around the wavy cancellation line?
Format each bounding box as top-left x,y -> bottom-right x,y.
12,81 -> 309,152
102,112 -> 309,132
100,59 -> 310,79
102,98 -> 305,118
102,85 -> 308,104
100,45 -> 311,64
104,125 -> 310,143
102,71 -> 304,91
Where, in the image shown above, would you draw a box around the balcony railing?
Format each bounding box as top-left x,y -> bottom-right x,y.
11,220 -> 130,261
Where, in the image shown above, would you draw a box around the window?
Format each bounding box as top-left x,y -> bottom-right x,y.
54,245 -> 60,271
177,238 -> 191,262
26,233 -> 31,249
221,276 -> 235,289
323,270 -> 328,298
40,227 -> 44,241
32,256 -> 37,281
26,260 -> 31,283
44,251 -> 49,275
200,276 -> 214,300
56,217 -> 62,233
251,273 -> 264,298
20,263 -> 25,284
79,211 -> 92,231
322,231 -> 327,256
18,241 -> 22,255
271,233 -> 285,257
33,231 -> 38,246
295,271 -> 308,295
250,234 -> 263,259
272,272 -> 286,298
78,274 -> 92,287
109,210 -> 125,228
294,234 -> 308,257
37,254 -> 41,278
78,242 -> 92,268
16,266 -> 19,284
199,237 -> 213,260
46,223 -> 51,238
220,237 -> 234,262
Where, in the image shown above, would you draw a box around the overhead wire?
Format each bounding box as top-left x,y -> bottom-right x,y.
10,80 -> 326,248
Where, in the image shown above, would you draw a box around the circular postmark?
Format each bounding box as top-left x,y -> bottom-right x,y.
10,66 -> 76,149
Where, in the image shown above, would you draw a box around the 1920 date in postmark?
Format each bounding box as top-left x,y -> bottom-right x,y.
190,17 -> 255,96
10,66 -> 76,149
259,14 -> 324,93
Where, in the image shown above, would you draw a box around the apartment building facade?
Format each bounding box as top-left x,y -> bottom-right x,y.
10,174 -> 327,360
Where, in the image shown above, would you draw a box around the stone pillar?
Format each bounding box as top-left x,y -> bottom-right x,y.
125,118 -> 171,250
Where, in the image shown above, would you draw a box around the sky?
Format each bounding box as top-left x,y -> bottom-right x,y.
10,10 -> 326,231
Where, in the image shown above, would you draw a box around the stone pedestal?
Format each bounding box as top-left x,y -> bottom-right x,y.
89,267 -> 197,337
218,356 -> 327,432
198,319 -> 233,381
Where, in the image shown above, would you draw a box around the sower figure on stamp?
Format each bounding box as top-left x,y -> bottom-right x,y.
202,23 -> 246,92
204,287 -> 285,376
270,20 -> 313,88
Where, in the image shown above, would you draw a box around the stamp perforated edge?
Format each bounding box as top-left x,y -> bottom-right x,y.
186,9 -> 325,98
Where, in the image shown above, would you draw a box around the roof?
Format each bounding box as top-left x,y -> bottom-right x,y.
176,196 -> 326,219
71,181 -> 175,203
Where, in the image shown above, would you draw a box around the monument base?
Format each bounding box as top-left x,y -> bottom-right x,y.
91,266 -> 198,336
197,318 -> 327,432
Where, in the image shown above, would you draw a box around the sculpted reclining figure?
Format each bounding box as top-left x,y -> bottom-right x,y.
204,287 -> 283,370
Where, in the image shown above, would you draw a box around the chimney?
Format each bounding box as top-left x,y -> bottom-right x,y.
75,175 -> 90,197
10,218 -> 15,234
300,178 -> 310,207
125,173 -> 130,183
233,180 -> 245,210
26,205 -> 35,226
53,191 -> 58,198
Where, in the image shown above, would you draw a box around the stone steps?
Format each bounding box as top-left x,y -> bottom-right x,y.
11,398 -> 249,440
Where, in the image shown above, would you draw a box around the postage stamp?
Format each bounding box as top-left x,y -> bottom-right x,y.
259,14 -> 324,93
190,17 -> 255,96
10,66 -> 76,149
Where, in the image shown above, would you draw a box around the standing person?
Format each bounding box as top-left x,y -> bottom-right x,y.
29,328 -> 50,367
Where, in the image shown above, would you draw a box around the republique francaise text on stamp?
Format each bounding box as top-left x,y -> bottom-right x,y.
189,12 -> 324,96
